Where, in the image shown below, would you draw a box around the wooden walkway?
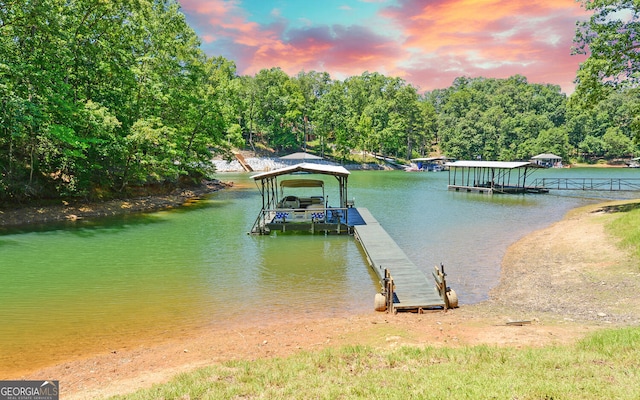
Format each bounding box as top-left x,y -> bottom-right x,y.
529,178 -> 640,192
353,208 -> 446,311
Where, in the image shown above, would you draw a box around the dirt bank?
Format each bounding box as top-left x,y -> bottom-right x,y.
9,199 -> 637,399
0,180 -> 230,230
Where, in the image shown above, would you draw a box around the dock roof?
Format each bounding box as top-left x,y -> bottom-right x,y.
532,153 -> 562,160
252,162 -> 350,180
445,160 -> 543,169
278,152 -> 324,160
411,156 -> 451,162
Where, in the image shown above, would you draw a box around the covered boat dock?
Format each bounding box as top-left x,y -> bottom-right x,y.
408,156 -> 452,172
250,163 -> 358,234
445,160 -> 547,194
531,153 -> 563,168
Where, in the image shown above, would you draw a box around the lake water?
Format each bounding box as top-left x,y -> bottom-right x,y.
1,167 -> 638,375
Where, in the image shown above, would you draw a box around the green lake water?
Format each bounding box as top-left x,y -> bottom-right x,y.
1,168 -> 638,375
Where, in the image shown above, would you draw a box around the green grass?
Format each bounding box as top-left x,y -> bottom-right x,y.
606,205 -> 640,260
111,328 -> 640,400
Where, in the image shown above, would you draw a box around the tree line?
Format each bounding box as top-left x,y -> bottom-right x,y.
1,0 -> 639,202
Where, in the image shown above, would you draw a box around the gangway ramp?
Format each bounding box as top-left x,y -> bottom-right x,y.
353,208 -> 447,311
234,152 -> 253,172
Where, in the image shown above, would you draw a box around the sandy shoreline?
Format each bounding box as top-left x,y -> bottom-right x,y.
7,198 -> 640,399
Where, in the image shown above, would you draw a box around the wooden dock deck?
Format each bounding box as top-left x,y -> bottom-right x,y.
353,208 -> 446,311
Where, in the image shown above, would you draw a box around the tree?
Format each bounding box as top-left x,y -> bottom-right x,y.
313,80 -> 349,158
602,126 -> 633,157
436,76 -> 566,161
573,0 -> 640,108
294,71 -> 331,150
0,0 -> 230,201
534,127 -> 570,159
253,68 -> 304,151
579,135 -> 606,158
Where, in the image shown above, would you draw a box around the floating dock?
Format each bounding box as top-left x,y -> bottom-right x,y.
353,208 -> 449,312
445,160 -> 546,194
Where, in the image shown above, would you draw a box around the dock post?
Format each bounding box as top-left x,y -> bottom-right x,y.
383,268 -> 395,314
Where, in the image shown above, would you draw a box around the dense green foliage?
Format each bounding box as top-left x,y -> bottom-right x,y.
113,328 -> 640,399
572,0 -> 640,141
0,0 -> 242,202
573,0 -> 640,105
430,75 -> 568,160
2,0 -> 640,202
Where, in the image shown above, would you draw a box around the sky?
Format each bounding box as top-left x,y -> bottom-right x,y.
178,0 -> 591,94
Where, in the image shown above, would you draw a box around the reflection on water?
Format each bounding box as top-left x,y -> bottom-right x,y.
1,168 -> 638,374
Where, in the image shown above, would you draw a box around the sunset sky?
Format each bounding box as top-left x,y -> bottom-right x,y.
178,0 -> 591,94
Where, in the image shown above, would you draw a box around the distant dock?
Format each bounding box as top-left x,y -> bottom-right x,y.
353,208 -> 454,312
445,160 -> 547,194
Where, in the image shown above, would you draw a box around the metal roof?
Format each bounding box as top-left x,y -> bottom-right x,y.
531,153 -> 562,160
411,156 -> 451,162
279,152 -> 324,160
252,162 -> 350,180
445,160 -> 544,169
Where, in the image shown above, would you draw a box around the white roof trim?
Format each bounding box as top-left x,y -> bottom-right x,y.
531,153 -> 562,160
445,160 -> 543,169
252,162 -> 350,180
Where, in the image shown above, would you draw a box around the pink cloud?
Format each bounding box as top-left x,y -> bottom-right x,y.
178,0 -> 590,93
265,25 -> 406,77
382,0 -> 590,91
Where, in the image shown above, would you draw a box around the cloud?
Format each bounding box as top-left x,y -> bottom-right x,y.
180,0 -> 406,78
382,0 -> 589,91
178,0 -> 590,93
275,25 -> 406,77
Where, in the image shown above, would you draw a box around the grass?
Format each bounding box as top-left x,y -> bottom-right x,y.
606,204 -> 640,260
111,328 -> 640,400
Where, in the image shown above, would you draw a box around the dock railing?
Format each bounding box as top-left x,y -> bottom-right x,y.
250,207 -> 350,234
530,178 -> 640,191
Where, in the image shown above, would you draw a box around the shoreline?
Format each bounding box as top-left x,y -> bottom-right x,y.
0,161 -> 632,229
4,191 -> 640,398
0,179 -> 231,230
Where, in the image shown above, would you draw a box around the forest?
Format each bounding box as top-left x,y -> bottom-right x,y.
2,0 -> 640,202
